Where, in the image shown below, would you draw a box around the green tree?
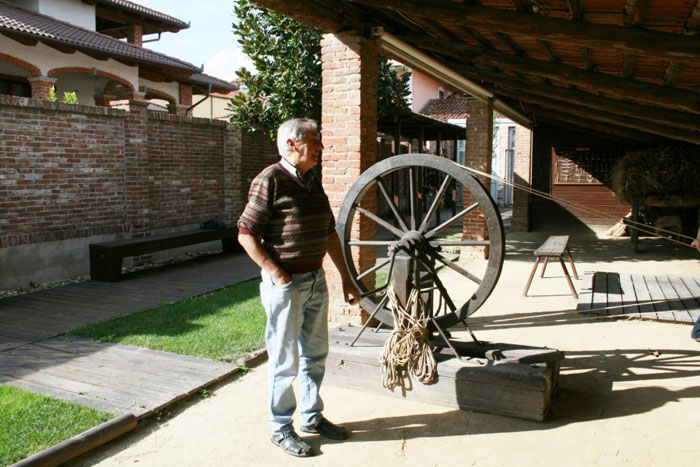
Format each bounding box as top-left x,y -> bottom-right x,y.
229,0 -> 410,138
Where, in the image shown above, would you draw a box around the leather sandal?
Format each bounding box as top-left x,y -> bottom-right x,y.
271,431 -> 314,457
300,416 -> 349,440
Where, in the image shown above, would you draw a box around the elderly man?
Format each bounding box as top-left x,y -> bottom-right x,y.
237,118 -> 361,457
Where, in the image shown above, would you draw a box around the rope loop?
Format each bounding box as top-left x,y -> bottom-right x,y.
380,286 -> 437,390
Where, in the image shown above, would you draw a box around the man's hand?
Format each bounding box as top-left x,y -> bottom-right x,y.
272,270 -> 292,286
692,238 -> 700,253
342,278 -> 361,305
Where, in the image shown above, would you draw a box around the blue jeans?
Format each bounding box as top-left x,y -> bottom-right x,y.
260,268 -> 329,436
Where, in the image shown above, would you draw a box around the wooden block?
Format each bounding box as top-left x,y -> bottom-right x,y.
326,328 -> 559,421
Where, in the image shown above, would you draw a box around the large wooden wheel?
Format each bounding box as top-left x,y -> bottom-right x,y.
336,154 -> 505,330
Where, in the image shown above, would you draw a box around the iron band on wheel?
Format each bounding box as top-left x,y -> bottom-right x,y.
336,154 -> 505,333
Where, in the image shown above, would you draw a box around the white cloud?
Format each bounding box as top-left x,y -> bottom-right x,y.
203,47 -> 256,81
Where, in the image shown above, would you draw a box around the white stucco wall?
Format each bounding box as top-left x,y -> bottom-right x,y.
139,77 -> 180,102
192,94 -> 234,120
412,71 -> 454,112
7,0 -> 96,30
0,34 -> 139,89
39,0 -> 95,30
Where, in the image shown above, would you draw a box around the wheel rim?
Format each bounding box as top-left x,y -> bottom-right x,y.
336,154 -> 505,329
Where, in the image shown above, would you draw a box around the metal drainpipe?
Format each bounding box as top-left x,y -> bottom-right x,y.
187,84 -> 212,116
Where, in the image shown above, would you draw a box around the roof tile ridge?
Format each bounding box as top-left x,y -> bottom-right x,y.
0,0 -> 201,72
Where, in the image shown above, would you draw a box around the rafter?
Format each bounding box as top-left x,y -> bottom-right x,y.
523,104 -> 656,143
453,64 -> 699,131
347,0 -> 700,62
624,0 -> 650,26
251,0 -> 363,33
495,32 -> 525,56
538,40 -> 560,62
399,34 -> 700,113
564,0 -> 583,20
489,87 -> 700,144
662,62 -> 687,86
622,54 -> 636,78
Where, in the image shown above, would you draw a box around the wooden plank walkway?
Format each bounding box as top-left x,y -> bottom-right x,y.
576,272 -> 700,324
0,252 -> 260,416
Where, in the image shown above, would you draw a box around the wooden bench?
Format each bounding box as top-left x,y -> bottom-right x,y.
523,235 -> 579,299
90,227 -> 240,281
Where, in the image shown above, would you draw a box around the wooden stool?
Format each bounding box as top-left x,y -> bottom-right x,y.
523,235 -> 579,299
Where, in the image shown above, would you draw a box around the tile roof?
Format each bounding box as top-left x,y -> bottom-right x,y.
419,97 -> 471,121
188,73 -> 237,93
0,1 -> 199,72
95,0 -> 188,29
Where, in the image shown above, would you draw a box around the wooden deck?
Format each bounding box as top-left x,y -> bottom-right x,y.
577,272 -> 700,324
0,252 -> 260,416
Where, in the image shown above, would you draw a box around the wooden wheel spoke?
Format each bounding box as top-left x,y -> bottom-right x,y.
425,202 -> 479,239
376,178 -> 409,232
409,167 -> 416,230
419,174 -> 453,234
355,206 -> 404,237
429,240 -> 491,247
357,257 -> 391,281
417,256 -> 457,312
426,249 -> 482,285
348,240 -> 395,246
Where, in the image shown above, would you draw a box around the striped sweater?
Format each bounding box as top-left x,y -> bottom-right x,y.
237,162 -> 335,273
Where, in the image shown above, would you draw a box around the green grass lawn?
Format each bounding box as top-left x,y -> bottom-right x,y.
68,279 -> 266,362
0,385 -> 113,466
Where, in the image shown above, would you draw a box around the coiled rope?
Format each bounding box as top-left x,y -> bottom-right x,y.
380,286 -> 436,390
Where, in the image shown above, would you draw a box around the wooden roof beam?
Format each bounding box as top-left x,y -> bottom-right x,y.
402,35 -> 700,114
489,87 -> 700,144
452,65 -> 699,131
347,0 -> 700,62
525,104 -> 657,143
251,0 -> 363,33
624,0 -> 650,26
662,62 -> 687,86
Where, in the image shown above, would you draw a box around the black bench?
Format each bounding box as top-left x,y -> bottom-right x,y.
90,227 -> 241,281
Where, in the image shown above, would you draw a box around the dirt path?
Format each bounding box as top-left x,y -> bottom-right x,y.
72,231 -> 700,466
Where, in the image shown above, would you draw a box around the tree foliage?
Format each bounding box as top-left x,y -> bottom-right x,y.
229,0 -> 410,138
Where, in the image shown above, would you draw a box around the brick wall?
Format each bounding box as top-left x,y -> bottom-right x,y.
531,123 -> 630,228
0,95 -> 274,289
0,96 -> 128,248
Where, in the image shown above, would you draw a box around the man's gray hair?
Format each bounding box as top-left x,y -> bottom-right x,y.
277,118 -> 318,156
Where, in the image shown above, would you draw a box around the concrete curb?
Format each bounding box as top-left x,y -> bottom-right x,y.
11,413 -> 137,467
11,348 -> 269,467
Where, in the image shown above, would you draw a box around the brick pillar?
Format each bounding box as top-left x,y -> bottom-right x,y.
179,83 -> 193,106
27,76 -> 57,100
463,98 -> 493,247
125,24 -> 143,47
511,125 -> 533,232
168,103 -> 190,116
94,93 -> 115,107
321,32 -> 378,325
124,100 -> 151,238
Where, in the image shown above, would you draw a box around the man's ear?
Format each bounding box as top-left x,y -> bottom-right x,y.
286,138 -> 295,153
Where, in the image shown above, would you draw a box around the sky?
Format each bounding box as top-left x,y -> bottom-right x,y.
135,0 -> 255,81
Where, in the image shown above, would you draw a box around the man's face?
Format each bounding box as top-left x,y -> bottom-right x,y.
290,129 -> 324,175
